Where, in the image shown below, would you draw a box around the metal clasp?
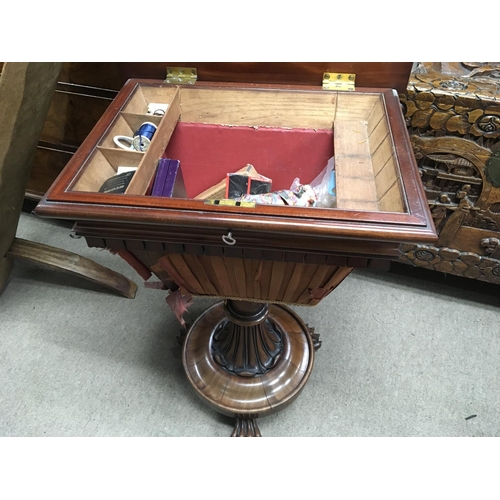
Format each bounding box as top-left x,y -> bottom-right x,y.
222,231 -> 236,246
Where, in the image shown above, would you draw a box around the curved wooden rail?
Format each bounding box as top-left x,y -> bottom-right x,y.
6,238 -> 137,299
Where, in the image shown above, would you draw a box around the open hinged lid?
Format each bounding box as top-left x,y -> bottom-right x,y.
116,62 -> 414,95
36,64 -> 436,254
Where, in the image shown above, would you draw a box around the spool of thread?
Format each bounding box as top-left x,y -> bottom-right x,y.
132,122 -> 157,152
113,121 -> 158,153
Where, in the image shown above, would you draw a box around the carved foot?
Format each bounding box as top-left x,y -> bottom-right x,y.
231,415 -> 262,437
307,324 -> 322,351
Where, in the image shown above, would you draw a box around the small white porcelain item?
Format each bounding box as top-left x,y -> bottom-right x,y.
147,102 -> 169,116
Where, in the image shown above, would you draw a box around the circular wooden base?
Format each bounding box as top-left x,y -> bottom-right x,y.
182,302 -> 314,429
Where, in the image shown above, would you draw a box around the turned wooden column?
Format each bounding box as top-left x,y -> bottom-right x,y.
211,301 -> 283,377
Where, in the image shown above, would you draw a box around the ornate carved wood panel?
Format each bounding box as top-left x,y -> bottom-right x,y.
399,63 -> 500,284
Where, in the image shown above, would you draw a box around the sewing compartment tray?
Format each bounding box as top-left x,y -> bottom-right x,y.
36,79 -> 436,260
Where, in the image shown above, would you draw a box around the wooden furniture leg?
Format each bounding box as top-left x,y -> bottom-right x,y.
182,300 -> 318,436
6,238 -> 137,299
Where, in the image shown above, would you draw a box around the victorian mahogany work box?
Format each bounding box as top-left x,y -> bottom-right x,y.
35,63 -> 437,436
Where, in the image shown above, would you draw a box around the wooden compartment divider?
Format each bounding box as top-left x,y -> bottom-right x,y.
72,149 -> 117,192
334,92 -> 405,213
121,85 -> 179,115
178,88 -> 337,129
97,147 -> 144,169
125,88 -> 181,195
334,120 -> 379,211
120,112 -> 163,131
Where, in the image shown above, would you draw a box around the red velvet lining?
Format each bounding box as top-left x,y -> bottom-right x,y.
162,122 -> 334,198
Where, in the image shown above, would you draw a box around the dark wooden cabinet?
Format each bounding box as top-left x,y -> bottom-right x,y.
27,63 -> 125,198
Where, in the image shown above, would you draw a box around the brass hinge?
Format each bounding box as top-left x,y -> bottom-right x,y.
322,72 -> 355,91
165,67 -> 198,85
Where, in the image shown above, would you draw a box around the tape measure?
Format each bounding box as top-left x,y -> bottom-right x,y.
204,199 -> 256,208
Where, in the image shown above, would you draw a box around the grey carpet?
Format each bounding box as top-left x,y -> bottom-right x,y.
1,211 -> 498,437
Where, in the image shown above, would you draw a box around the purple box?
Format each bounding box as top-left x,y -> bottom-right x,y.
151,158 -> 186,198
163,159 -> 179,197
151,158 -> 171,197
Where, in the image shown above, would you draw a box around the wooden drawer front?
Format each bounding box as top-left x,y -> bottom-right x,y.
75,218 -> 403,260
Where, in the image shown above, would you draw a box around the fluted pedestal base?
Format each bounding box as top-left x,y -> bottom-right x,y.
182,300 -> 315,436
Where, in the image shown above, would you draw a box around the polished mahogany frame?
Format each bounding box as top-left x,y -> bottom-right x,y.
36,79 -> 437,259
